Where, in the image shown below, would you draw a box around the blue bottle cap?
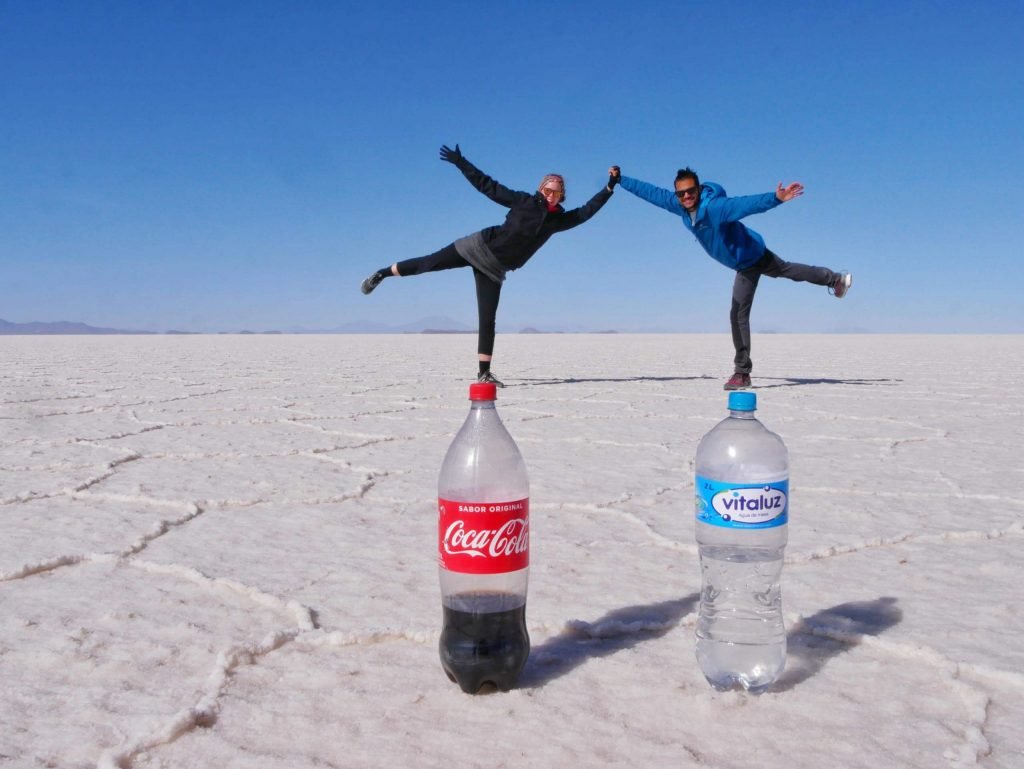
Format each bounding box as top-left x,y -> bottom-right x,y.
728,391 -> 756,411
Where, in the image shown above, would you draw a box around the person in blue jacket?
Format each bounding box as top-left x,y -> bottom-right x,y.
611,165 -> 852,390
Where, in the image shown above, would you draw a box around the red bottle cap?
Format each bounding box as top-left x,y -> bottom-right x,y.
469,382 -> 497,401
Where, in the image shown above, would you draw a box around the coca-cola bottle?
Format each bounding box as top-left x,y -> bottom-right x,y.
437,381 -> 530,693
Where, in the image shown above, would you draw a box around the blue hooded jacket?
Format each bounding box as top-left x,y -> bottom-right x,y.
620,175 -> 782,271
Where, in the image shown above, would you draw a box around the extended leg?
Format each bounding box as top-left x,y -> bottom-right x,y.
759,249 -> 836,285
362,243 -> 468,294
395,243 -> 467,276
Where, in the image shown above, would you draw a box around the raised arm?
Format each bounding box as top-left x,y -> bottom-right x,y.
439,144 -> 529,208
617,172 -> 685,216
553,170 -> 618,230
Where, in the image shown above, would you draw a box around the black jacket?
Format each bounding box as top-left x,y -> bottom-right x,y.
453,154 -> 613,271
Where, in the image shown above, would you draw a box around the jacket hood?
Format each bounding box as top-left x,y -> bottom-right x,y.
700,181 -> 726,200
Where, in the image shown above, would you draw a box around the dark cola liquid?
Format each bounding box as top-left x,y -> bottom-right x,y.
440,592 -> 530,694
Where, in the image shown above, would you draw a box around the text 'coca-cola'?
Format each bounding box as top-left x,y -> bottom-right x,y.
438,498 -> 529,574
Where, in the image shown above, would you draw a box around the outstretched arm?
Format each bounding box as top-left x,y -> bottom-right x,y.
616,171 -> 685,216
708,181 -> 801,222
712,187 -> 792,222
554,171 -> 618,230
439,144 -> 529,208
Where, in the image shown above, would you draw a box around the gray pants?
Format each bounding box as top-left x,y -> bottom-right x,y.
730,249 -> 837,374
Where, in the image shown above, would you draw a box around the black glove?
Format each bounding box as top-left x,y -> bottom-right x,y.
440,144 -> 463,165
607,166 -> 621,190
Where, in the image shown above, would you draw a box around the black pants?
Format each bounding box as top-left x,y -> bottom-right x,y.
395,243 -> 502,356
730,249 -> 837,374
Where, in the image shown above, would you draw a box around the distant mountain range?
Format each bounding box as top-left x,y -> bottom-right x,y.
300,315 -> 475,334
0,317 -> 875,336
0,319 -> 153,335
0,316 -> 608,335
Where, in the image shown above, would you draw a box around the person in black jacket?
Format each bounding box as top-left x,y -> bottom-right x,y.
360,144 -> 618,387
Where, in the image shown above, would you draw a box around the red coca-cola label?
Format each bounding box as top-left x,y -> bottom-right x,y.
438,497 -> 529,574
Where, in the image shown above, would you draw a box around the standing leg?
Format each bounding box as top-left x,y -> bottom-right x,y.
730,264 -> 762,377
473,269 -> 504,386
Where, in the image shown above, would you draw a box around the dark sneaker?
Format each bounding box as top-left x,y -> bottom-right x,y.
477,370 -> 505,388
723,372 -> 751,391
361,270 -> 386,295
829,271 -> 852,299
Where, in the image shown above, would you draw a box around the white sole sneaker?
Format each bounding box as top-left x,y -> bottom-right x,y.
831,272 -> 852,299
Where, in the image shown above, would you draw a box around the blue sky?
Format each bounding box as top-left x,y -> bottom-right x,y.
2,1 -> 1021,333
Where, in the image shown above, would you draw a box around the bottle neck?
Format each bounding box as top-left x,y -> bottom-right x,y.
467,400 -> 498,422
728,409 -> 757,420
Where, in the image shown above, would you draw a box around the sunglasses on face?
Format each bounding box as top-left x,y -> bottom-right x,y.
675,186 -> 699,199
541,186 -> 562,195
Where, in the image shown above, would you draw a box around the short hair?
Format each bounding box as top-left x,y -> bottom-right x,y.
675,167 -> 700,187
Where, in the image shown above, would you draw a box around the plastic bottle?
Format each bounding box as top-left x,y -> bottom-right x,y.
437,381 -> 530,693
694,391 -> 788,692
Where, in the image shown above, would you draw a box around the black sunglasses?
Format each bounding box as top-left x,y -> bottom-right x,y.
675,186 -> 700,198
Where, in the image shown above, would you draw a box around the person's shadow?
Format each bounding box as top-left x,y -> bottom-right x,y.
773,596 -> 903,691
755,376 -> 902,388
519,594 -> 700,688
505,375 -> 900,388
515,375 -> 716,387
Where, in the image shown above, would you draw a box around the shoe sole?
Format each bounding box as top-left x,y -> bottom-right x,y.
833,273 -> 852,299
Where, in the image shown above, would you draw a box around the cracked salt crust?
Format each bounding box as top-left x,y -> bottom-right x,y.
1,333 -> 1022,768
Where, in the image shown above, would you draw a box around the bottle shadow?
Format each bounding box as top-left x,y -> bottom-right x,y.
772,596 -> 903,692
519,594 -> 700,689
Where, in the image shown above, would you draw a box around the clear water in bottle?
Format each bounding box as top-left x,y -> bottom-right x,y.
694,391 -> 788,693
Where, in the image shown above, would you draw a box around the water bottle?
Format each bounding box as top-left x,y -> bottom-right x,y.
437,381 -> 530,693
694,391 -> 788,692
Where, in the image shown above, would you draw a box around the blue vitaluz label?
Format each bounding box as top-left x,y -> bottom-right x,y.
695,475 -> 788,529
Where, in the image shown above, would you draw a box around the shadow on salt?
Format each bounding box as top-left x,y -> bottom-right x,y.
515,376 -> 717,386
774,596 -> 904,691
518,595 -> 903,692
754,377 -> 903,388
519,595 -> 700,688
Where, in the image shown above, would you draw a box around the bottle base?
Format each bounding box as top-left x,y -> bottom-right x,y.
440,597 -> 530,695
701,674 -> 776,694
695,638 -> 786,694
442,667 -> 517,695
